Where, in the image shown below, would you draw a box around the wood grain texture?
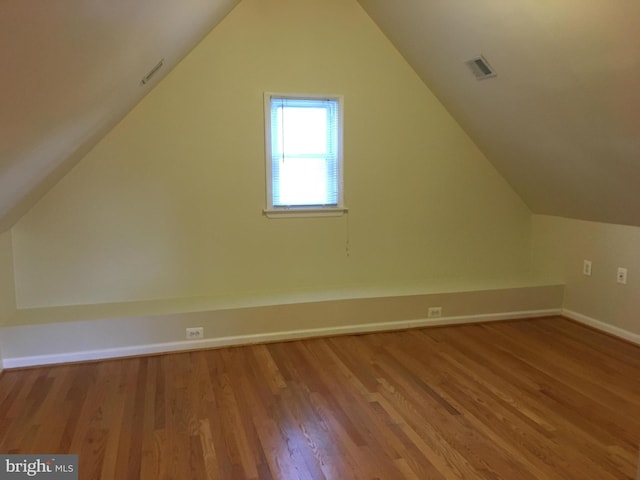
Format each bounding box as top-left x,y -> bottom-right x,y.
1,316 -> 639,479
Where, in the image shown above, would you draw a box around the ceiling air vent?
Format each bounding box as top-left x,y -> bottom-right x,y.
465,55 -> 496,80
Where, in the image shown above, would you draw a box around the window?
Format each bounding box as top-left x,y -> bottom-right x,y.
264,93 -> 346,217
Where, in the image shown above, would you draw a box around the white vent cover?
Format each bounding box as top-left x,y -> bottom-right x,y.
465,55 -> 496,80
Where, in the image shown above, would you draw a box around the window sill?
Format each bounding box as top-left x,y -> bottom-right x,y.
263,207 -> 348,218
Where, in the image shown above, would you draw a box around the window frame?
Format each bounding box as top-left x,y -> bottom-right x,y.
263,92 -> 347,218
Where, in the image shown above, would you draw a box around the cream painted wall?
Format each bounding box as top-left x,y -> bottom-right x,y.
532,215 -> 640,337
11,0 -> 533,310
0,230 -> 16,372
0,230 -> 15,322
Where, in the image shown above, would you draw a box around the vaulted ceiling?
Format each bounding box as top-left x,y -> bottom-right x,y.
358,0 -> 640,227
0,0 -> 240,232
1,0 -> 639,231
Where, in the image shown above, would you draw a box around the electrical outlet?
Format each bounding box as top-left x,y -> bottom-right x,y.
186,327 -> 204,340
617,267 -> 628,285
582,260 -> 592,276
427,307 -> 442,318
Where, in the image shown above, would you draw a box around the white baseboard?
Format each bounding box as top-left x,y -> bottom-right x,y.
562,309 -> 640,346
1,308 -> 561,369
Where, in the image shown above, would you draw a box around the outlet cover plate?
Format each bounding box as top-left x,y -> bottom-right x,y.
186,327 -> 204,340
617,267 -> 628,284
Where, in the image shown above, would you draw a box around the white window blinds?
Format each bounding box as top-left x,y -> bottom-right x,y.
268,96 -> 341,208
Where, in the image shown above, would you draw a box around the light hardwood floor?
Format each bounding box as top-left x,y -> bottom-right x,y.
1,316 -> 639,479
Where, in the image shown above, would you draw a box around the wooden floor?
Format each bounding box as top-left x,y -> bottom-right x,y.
1,316 -> 639,479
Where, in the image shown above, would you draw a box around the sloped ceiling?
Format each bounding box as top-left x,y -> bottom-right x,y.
0,0 -> 239,232
357,0 -> 640,227
1,0 -> 639,232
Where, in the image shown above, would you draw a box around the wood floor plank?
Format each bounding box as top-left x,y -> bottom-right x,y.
1,316 -> 639,479
421,323 -> 635,479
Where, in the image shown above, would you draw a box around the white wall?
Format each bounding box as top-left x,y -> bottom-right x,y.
1,286 -> 563,368
533,214 -> 640,340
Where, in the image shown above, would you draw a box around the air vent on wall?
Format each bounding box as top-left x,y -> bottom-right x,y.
140,58 -> 165,86
465,55 -> 496,80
